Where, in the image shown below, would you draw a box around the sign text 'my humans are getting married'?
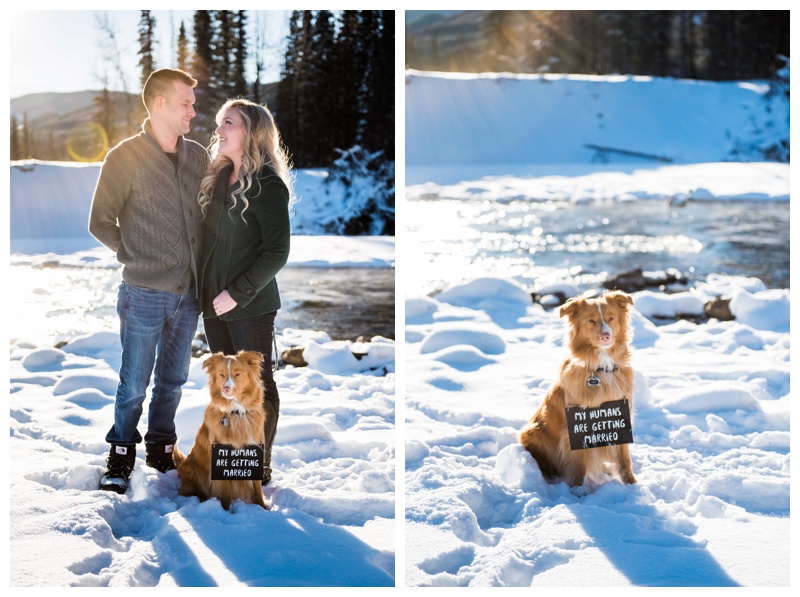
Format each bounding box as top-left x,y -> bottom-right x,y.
211,444 -> 264,480
565,399 -> 633,451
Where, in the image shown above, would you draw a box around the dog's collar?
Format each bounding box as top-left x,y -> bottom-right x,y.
588,364 -> 618,387
220,411 -> 246,427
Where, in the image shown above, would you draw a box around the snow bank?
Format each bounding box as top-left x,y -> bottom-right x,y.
406,71 -> 787,166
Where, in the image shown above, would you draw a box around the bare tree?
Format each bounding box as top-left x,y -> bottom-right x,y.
93,68 -> 117,148
252,10 -> 285,104
95,12 -> 136,138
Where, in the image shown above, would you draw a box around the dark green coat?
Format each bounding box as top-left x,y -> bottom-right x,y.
199,164 -> 291,321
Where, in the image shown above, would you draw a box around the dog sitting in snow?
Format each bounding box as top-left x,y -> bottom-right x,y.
174,351 -> 268,510
519,290 -> 637,488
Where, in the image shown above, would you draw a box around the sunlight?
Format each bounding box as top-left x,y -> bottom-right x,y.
165,515 -> 247,586
10,265 -> 119,346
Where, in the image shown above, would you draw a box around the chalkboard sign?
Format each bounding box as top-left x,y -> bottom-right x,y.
211,444 -> 264,481
565,399 -> 633,451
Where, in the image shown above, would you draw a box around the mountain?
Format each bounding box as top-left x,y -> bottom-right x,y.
405,10 -> 465,32
11,91 -> 105,120
10,84 -> 280,161
405,11 -> 485,71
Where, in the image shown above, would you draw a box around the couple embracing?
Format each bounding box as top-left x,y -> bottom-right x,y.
88,68 -> 291,494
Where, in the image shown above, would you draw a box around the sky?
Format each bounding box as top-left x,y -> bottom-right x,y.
9,10 -> 292,98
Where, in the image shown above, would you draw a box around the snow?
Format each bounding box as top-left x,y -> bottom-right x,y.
8,161 -> 396,586
403,72 -> 790,587
5,64 -> 794,588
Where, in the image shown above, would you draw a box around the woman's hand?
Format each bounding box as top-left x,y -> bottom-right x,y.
213,290 -> 238,316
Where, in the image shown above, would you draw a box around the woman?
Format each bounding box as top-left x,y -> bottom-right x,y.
198,98 -> 293,485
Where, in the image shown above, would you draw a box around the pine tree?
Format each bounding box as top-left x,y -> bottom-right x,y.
177,21 -> 189,72
308,10 -> 336,164
277,11 -> 302,163
230,10 -> 249,98
676,11 -> 699,79
45,129 -> 56,161
252,12 -> 267,103
138,10 -> 157,88
10,114 -> 20,161
485,11 -> 517,72
93,78 -> 116,149
211,10 -> 234,103
22,111 -> 32,159
191,10 -> 215,142
331,11 -> 362,153
360,10 -> 394,160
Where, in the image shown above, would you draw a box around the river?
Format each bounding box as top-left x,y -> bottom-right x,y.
405,196 -> 789,296
10,264 -> 395,347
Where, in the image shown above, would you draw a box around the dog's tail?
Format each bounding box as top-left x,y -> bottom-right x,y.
172,444 -> 186,468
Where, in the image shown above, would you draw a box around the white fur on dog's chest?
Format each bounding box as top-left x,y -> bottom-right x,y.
597,349 -> 615,372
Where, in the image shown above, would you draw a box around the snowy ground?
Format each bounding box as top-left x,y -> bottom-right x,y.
9,230 -> 396,586
403,71 -> 790,587
11,330 -> 395,586
404,273 -> 789,586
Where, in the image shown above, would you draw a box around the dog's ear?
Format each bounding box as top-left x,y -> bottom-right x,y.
559,298 -> 582,319
605,290 -> 633,309
202,353 -> 225,372
238,350 -> 265,366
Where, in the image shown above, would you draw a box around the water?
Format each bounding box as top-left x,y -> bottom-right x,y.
11,265 -> 395,347
276,267 -> 395,340
405,197 -> 789,295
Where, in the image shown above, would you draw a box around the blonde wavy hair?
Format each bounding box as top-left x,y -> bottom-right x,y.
198,98 -> 294,220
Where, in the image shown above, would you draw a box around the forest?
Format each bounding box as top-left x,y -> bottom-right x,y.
11,10 -> 395,172
406,10 -> 789,81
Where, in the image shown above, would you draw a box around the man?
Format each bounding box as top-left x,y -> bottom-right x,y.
89,69 -> 210,494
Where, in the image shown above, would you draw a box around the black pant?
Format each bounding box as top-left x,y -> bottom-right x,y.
204,312 -> 280,476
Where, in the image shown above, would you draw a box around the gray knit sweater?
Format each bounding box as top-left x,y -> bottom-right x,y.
89,120 -> 210,295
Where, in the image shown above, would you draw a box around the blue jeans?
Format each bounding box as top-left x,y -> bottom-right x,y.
106,281 -> 200,445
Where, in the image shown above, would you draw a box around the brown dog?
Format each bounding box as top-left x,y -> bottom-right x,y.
519,290 -> 637,488
174,351 -> 267,509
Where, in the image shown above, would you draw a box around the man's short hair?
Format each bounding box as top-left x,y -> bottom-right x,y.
142,69 -> 197,111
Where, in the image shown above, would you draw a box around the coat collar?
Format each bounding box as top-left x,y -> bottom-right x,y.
214,164 -> 235,200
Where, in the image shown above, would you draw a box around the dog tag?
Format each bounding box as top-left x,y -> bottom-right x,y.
587,374 -> 601,387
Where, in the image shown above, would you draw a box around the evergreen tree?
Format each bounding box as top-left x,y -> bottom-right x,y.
10,114 -> 20,161
211,10 -> 233,103
308,10 -> 336,164
230,11 -> 249,98
276,11 -> 300,157
485,11 -> 518,72
331,10 -> 363,153
252,12 -> 267,104
360,10 -> 394,160
676,11 -> 699,79
277,11 -> 303,163
138,10 -> 157,88
93,78 -> 116,149
177,21 -> 189,72
46,129 -> 56,161
191,10 -> 215,142
22,111 -> 32,159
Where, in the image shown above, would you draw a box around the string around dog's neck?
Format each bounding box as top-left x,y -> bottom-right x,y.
587,362 -> 618,387
220,410 -> 247,427
595,364 -> 618,373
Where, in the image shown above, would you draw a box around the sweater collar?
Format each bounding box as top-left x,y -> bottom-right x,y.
142,118 -> 186,167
